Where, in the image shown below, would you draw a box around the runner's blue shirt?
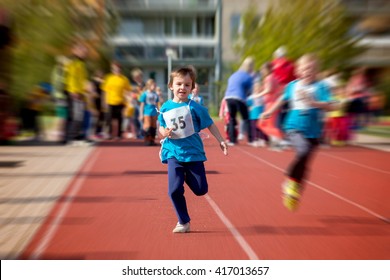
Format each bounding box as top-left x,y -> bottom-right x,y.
158,99 -> 213,163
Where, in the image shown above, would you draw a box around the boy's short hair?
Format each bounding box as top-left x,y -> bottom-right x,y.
168,65 -> 197,90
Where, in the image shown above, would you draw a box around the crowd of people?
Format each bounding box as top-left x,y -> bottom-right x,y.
220,46 -> 386,150
8,42 -> 206,147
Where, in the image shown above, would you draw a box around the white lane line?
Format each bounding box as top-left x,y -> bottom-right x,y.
237,147 -> 389,223
29,150 -> 100,260
321,152 -> 390,175
204,194 -> 259,260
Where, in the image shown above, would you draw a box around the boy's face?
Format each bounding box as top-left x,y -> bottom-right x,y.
149,82 -> 156,91
170,74 -> 193,102
296,58 -> 317,82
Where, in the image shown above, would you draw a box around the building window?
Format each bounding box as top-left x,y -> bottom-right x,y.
176,17 -> 193,36
164,18 -> 173,36
182,47 -> 214,59
230,14 -> 241,41
120,19 -> 143,36
144,18 -> 163,35
196,16 -> 215,37
116,46 -> 145,60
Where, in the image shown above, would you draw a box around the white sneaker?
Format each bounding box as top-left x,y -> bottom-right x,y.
257,139 -> 266,147
248,142 -> 258,147
172,222 -> 190,233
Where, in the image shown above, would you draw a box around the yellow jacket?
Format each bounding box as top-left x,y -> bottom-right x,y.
101,74 -> 132,105
64,58 -> 87,94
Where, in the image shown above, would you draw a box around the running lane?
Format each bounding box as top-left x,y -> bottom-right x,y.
21,132 -> 390,259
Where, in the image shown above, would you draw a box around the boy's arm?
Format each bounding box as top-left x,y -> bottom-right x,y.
207,123 -> 228,156
309,100 -> 335,111
261,95 -> 286,119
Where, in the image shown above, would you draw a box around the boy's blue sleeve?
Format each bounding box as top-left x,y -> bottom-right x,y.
282,82 -> 294,102
158,105 -> 166,128
196,105 -> 213,130
319,82 -> 331,102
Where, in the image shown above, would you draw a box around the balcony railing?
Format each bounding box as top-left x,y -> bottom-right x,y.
114,0 -> 218,10
342,0 -> 390,14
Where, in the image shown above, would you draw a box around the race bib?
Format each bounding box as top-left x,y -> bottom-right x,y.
162,104 -> 195,139
291,82 -> 316,110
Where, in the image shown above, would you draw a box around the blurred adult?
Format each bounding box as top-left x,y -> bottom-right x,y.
223,57 -> 255,145
101,62 -> 132,140
130,68 -> 145,139
91,69 -> 105,138
63,42 -> 89,144
271,46 -> 296,132
271,46 -> 296,86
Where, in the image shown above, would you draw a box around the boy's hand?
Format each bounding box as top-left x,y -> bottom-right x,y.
220,141 -> 228,156
164,127 -> 174,138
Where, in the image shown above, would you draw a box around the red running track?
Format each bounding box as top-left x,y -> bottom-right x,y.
21,127 -> 390,260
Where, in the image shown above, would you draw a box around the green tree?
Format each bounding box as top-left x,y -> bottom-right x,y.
2,0 -> 118,110
235,0 -> 365,71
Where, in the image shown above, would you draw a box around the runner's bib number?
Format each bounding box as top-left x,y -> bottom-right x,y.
162,104 -> 195,139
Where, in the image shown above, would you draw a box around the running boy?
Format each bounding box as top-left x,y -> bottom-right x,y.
139,79 -> 159,146
261,54 -> 334,211
158,66 -> 228,233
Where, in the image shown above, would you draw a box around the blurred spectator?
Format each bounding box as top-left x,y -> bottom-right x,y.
156,86 -> 165,105
271,46 -> 296,132
91,69 -> 106,138
130,68 -> 145,139
247,82 -> 267,147
256,62 -> 284,150
101,62 -> 132,140
271,46 -> 296,86
139,79 -> 159,146
189,83 -> 204,105
51,55 -> 69,142
325,81 -> 350,146
224,56 -> 255,145
123,90 -> 136,139
0,80 -> 13,143
63,42 -> 89,145
345,67 -> 370,130
368,88 -> 386,124
20,85 -> 49,141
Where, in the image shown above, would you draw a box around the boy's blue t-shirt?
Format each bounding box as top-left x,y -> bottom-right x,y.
139,91 -> 159,116
282,80 -> 331,138
246,96 -> 264,120
158,100 -> 214,163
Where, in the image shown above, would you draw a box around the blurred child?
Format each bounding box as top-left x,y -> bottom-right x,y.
139,79 -> 159,146
256,62 -> 284,150
156,86 -> 165,105
219,97 -> 237,143
247,82 -> 267,147
123,91 -> 136,139
158,66 -> 228,233
326,82 -> 350,146
261,54 -> 334,211
189,83 -> 204,105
